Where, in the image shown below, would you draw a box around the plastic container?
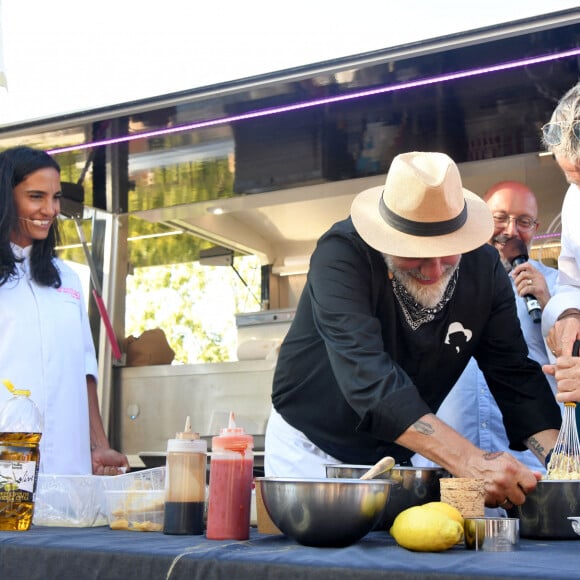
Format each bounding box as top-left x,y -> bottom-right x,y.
0,380 -> 43,531
34,467 -> 167,527
104,489 -> 165,532
163,416 -> 207,535
101,467 -> 167,532
206,411 -> 254,540
101,466 -> 166,493
33,474 -> 107,527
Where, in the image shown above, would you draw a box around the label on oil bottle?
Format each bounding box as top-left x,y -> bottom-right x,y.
0,460 -> 37,500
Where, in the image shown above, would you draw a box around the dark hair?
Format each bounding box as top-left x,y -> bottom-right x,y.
0,146 -> 62,287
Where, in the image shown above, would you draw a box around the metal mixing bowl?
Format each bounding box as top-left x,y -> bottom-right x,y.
507,480 -> 580,540
325,464 -> 450,529
255,477 -> 394,547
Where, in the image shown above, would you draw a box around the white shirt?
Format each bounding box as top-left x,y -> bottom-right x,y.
0,244 -> 98,474
414,259 -> 559,472
542,183 -> 580,335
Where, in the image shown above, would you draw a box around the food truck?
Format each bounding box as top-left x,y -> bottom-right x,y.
0,8 -> 579,469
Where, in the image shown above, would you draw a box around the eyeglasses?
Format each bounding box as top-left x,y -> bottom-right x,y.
492,213 -> 537,231
542,121 -> 580,146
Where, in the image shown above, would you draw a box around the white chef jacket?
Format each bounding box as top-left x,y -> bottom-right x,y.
0,244 -> 98,474
542,183 -> 580,336
414,259 -> 560,472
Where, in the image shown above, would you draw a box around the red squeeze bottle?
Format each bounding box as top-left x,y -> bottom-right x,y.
206,412 -> 254,540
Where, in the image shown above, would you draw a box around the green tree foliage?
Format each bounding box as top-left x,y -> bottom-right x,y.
128,155 -> 234,213
53,139 -> 260,363
125,256 -> 261,364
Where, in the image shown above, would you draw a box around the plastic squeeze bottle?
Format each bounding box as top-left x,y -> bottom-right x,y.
163,416 -> 207,535
206,411 -> 254,540
0,380 -> 43,531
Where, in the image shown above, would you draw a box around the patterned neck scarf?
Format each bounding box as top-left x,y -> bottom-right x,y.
390,264 -> 460,330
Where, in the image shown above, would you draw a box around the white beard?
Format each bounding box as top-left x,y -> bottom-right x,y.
384,255 -> 460,309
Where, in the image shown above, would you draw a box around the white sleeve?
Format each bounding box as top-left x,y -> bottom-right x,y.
542,288 -> 580,337
541,185 -> 580,337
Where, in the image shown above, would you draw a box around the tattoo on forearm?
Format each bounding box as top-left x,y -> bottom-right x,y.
413,419 -> 434,435
483,451 -> 504,461
525,437 -> 547,459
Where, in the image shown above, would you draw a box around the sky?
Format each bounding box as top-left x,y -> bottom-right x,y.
0,1 -> 579,127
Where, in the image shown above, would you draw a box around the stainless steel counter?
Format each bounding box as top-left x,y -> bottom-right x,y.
112,360 -> 276,457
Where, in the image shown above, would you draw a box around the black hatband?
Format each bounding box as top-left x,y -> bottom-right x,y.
379,193 -> 467,237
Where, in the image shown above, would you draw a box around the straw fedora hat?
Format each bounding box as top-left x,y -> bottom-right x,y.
351,151 -> 493,258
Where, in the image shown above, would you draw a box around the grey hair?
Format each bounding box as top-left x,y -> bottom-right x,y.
543,81 -> 580,165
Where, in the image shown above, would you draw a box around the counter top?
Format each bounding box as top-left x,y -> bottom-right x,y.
0,525 -> 578,580
115,358 -> 277,378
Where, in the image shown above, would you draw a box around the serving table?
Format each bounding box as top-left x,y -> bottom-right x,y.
0,526 -> 578,580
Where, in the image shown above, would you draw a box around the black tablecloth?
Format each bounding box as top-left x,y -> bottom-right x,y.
0,526 -> 579,580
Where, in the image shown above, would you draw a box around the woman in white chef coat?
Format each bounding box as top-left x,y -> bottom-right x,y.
0,146 -> 129,475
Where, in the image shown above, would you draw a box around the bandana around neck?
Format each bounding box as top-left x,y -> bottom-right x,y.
390,265 -> 459,330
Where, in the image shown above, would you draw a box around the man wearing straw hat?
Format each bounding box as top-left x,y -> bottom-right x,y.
265,151 -> 561,508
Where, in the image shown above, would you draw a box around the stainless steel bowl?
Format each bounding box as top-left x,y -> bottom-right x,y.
325,464 -> 450,529
256,477 -> 394,547
507,480 -> 580,540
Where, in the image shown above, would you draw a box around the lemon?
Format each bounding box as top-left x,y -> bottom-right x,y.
422,501 -> 464,526
390,505 -> 463,552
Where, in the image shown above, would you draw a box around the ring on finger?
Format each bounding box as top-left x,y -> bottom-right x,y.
527,279 -> 532,286
499,499 -> 511,508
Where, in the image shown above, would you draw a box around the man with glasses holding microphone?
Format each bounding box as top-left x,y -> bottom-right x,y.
541,81 -> 580,401
485,182 -> 554,316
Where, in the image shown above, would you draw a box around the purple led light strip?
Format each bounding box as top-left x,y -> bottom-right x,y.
48,47 -> 580,156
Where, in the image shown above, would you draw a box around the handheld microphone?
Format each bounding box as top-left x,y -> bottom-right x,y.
502,237 -> 541,323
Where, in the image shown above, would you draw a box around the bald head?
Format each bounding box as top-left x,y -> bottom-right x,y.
483,180 -> 538,213
484,180 -> 539,267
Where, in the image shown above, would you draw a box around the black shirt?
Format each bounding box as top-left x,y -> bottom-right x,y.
272,217 -> 561,465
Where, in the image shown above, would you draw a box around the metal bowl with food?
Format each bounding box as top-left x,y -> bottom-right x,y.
255,477 -> 394,547
325,464 -> 450,529
507,480 -> 580,540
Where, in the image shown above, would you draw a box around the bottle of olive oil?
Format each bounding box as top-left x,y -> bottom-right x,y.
0,380 -> 43,531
